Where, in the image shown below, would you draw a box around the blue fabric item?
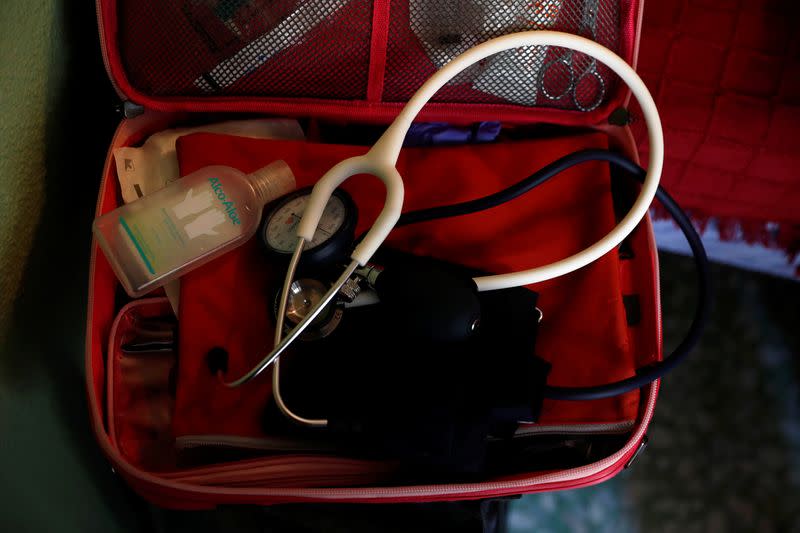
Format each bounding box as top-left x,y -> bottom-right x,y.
404,122 -> 502,147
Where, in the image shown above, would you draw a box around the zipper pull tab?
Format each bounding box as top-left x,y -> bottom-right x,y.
625,435 -> 649,469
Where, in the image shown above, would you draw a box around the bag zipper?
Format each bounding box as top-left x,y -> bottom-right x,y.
95,0 -> 126,100
513,420 -> 635,437
93,385 -> 656,500
165,422 -> 638,489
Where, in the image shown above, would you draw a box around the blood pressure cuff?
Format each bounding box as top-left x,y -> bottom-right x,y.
171,131 -> 638,443
274,248 -> 551,474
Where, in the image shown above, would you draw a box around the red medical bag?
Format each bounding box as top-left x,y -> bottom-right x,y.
87,0 -> 661,508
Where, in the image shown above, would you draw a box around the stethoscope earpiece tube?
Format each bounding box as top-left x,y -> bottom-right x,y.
223,159 -> 405,387
344,30 -> 663,289
226,30 -> 665,389
297,157 -> 405,266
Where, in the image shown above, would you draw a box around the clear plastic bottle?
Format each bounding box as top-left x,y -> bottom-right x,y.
94,161 -> 295,297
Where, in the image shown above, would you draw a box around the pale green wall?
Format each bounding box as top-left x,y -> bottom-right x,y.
0,2 -> 146,530
0,2 -> 56,339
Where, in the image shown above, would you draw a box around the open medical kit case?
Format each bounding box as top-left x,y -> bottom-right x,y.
87,0 -> 663,508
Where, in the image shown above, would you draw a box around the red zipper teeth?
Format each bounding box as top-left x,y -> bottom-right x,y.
95,0 -> 125,99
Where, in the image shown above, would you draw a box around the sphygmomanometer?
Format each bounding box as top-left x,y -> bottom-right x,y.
211,32 -> 708,431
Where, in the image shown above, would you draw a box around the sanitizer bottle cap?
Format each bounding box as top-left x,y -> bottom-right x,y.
247,160 -> 296,205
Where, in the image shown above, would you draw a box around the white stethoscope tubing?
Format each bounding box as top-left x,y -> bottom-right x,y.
225,30 -> 664,389
301,31 -> 663,289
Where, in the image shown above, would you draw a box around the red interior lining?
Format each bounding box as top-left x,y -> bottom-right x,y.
167,132 -> 640,445
109,299 -> 178,470
88,117 -> 659,494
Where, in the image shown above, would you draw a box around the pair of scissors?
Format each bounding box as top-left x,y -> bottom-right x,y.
540,0 -> 606,111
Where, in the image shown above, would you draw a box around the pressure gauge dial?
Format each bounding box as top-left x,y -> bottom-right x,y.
261,187 -> 357,269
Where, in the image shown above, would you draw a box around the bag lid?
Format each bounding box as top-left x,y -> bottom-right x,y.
97,0 -> 642,124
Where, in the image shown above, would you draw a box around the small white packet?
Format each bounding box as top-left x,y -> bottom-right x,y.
114,118 -> 304,204
113,118 -> 304,314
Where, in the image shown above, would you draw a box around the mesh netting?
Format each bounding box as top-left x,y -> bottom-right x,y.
116,0 -> 622,110
118,0 -> 374,99
384,0 -> 620,109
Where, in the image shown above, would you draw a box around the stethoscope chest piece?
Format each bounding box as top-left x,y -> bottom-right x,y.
273,278 -> 344,341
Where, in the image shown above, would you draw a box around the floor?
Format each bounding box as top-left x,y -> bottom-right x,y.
1,1 -> 799,531
507,253 -> 800,533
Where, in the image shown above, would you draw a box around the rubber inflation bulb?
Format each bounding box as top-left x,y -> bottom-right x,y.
374,261 -> 481,342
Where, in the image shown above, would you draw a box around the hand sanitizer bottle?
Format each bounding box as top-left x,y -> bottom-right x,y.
93,161 -> 295,297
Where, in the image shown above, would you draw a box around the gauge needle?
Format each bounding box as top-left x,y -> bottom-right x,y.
291,213 -> 331,236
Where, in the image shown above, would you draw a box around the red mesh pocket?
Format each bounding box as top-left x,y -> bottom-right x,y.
117,0 -> 373,99
110,1 -> 634,115
383,0 -> 622,111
